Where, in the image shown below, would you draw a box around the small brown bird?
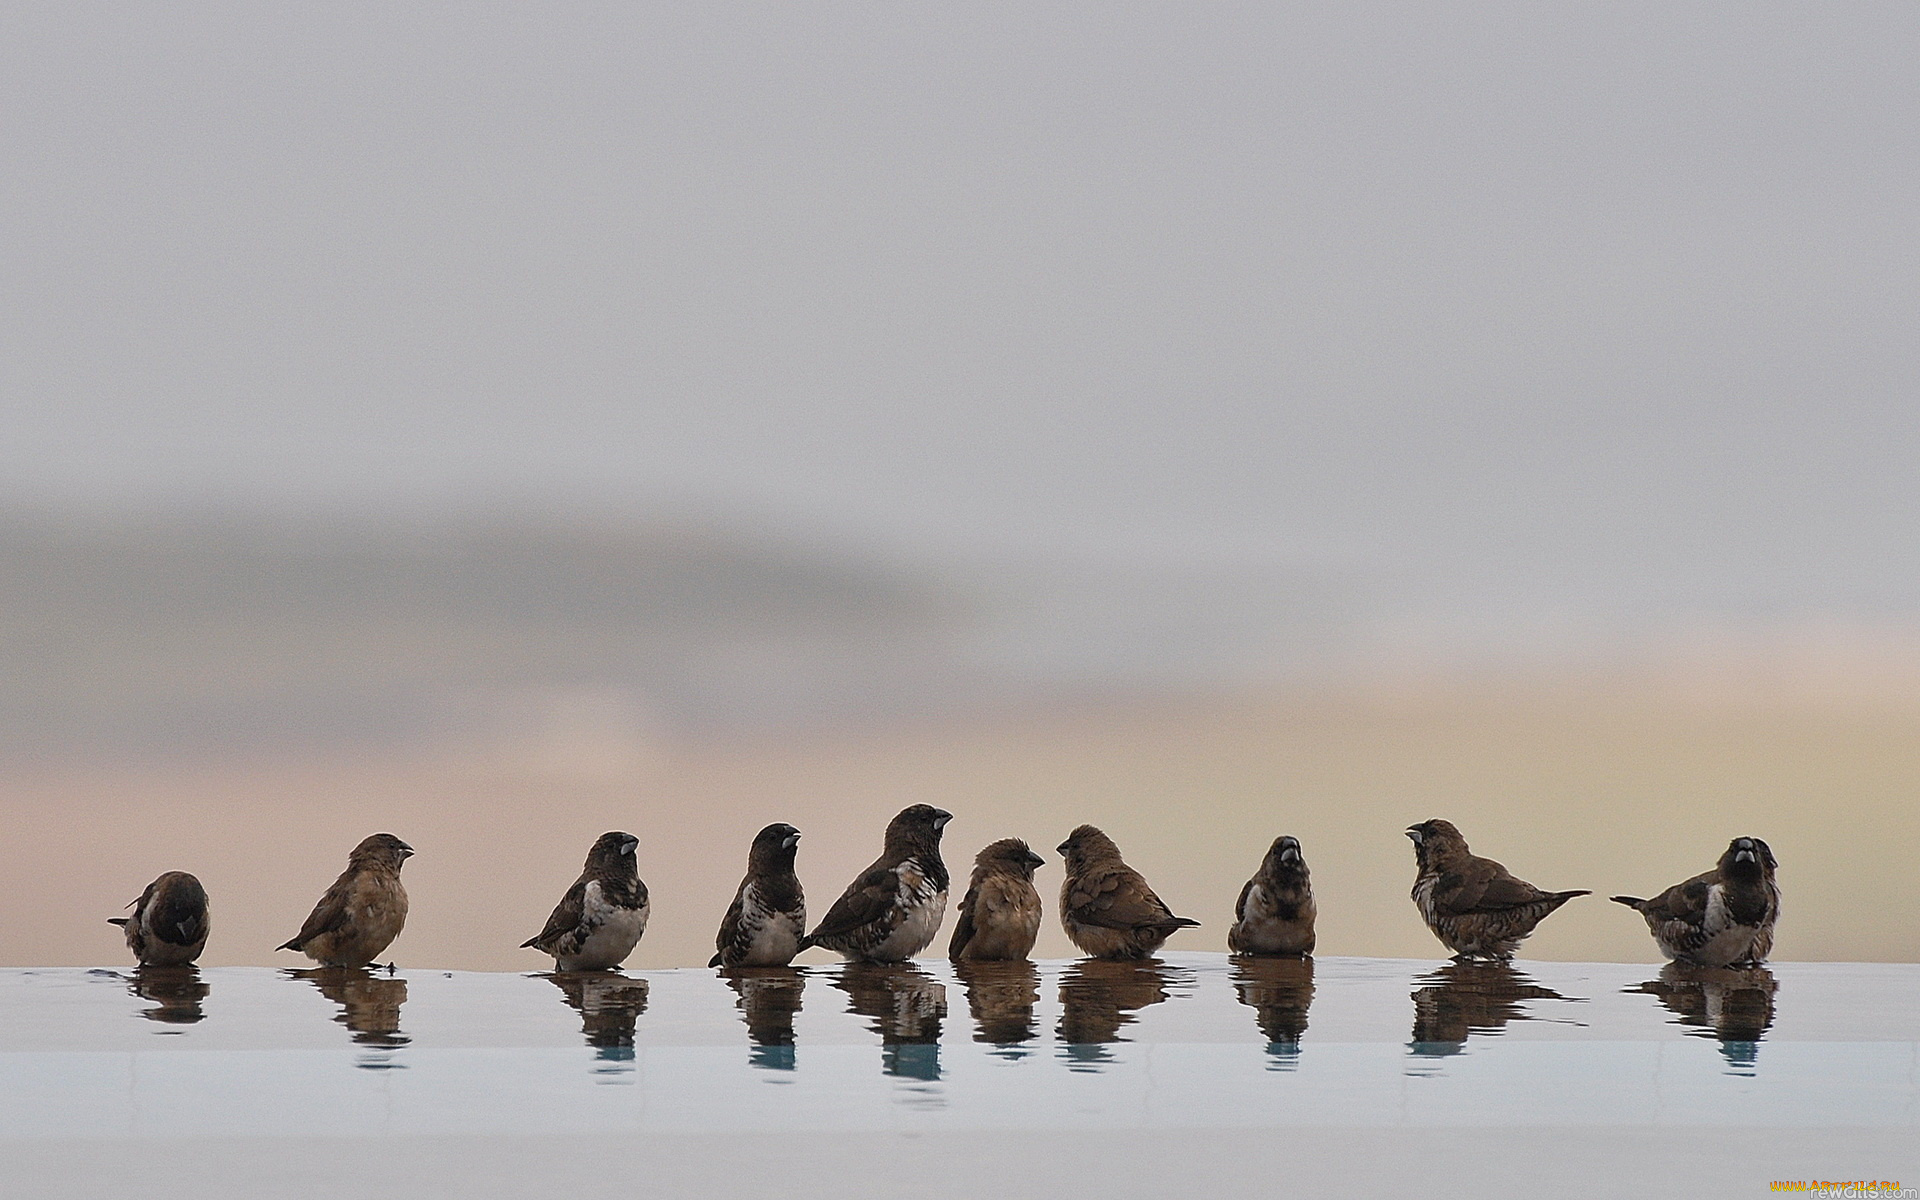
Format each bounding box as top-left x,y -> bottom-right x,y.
522,831 -> 650,971
110,871 -> 209,966
1406,819 -> 1587,960
1228,835 -> 1316,957
803,804 -> 952,962
948,838 -> 1046,961
277,833 -> 414,968
711,823 -> 806,968
1057,824 -> 1199,960
1611,836 -> 1780,966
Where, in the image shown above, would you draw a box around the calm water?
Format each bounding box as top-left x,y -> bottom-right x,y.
3,955 -> 1916,1196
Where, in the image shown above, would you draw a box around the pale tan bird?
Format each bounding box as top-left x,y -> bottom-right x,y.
948,838 -> 1045,961
1057,825 -> 1198,960
277,833 -> 413,968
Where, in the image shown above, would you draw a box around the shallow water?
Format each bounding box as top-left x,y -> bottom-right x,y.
3,954 -> 1916,1196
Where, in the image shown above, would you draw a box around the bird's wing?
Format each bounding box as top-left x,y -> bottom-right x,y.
807,860 -> 900,941
712,879 -> 749,962
1068,867 -> 1185,931
947,882 -> 980,956
1233,877 -> 1254,923
1641,874 -> 1714,924
1436,859 -> 1549,914
524,875 -> 590,950
285,867 -> 359,949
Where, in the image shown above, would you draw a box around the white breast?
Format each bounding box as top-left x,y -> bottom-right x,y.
737,883 -> 803,966
870,864 -> 946,961
560,880 -> 648,971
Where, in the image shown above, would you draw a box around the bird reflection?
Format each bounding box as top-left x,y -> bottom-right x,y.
954,960 -> 1040,1054
1627,963 -> 1777,1074
547,972 -> 651,1063
1057,958 -> 1187,1069
721,967 -> 804,1071
1230,956 -> 1314,1069
1408,961 -> 1575,1062
289,967 -> 409,1064
128,965 -> 208,1026
830,962 -> 945,1080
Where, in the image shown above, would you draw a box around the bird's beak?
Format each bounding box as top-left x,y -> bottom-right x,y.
783,833 -> 800,850
1279,844 -> 1302,864
1027,852 -> 1046,869
1056,841 -> 1071,855
398,842 -> 415,858
622,840 -> 638,855
932,810 -> 952,830
1405,828 -> 1422,844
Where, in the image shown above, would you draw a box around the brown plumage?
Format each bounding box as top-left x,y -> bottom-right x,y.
110,871 -> 209,966
711,823 -> 805,968
522,831 -> 649,971
948,838 -> 1046,961
1228,835 -> 1316,957
803,805 -> 951,962
1406,819 -> 1587,960
1611,836 -> 1779,966
277,833 -> 413,968
1057,824 -> 1199,960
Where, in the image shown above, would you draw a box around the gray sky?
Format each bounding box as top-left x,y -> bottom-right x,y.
4,3 -> 1917,632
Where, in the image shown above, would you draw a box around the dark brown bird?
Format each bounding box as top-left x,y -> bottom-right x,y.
1406,819 -> 1587,960
1611,836 -> 1779,966
948,838 -> 1045,961
110,870 -> 209,966
711,823 -> 805,968
522,831 -> 649,971
1057,824 -> 1199,960
1228,835 -> 1316,957
803,804 -> 951,962
278,833 -> 413,968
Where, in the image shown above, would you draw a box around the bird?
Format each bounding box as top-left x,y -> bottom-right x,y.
109,870 -> 210,966
1228,834 -> 1316,957
1611,836 -> 1780,966
711,823 -> 806,968
802,804 -> 952,962
948,837 -> 1046,961
1405,819 -> 1588,960
277,833 -> 413,968
1057,824 -> 1199,960
522,831 -> 650,971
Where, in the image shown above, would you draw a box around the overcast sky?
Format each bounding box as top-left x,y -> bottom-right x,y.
3,3 -> 1917,631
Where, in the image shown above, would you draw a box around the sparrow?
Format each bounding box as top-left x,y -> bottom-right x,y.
277,833 -> 413,968
802,804 -> 951,962
109,870 -> 209,966
948,837 -> 1045,961
1610,836 -> 1780,966
522,831 -> 649,971
710,823 -> 805,968
1405,819 -> 1588,960
1228,835 -> 1316,957
1057,824 -> 1199,960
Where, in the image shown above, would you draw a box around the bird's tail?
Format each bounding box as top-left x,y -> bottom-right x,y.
1608,894 -> 1648,911
707,952 -> 723,968
518,937 -> 540,949
107,917 -> 129,928
275,938 -> 301,952
795,934 -> 816,953
1546,889 -> 1591,910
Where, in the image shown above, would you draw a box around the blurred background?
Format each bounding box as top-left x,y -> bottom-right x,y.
3,3 -> 1917,969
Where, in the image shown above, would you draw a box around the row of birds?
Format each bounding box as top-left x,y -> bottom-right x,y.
110,806 -> 1783,973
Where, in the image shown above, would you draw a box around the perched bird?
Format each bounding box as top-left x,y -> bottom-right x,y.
1057,824 -> 1199,960
802,804 -> 952,962
278,834 -> 413,968
711,823 -> 806,968
109,871 -> 210,966
522,831 -> 650,971
948,838 -> 1046,961
1405,819 -> 1588,960
1611,836 -> 1780,966
1228,835 -> 1316,957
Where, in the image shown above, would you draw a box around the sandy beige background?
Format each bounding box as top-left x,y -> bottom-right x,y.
7,675 -> 1915,971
